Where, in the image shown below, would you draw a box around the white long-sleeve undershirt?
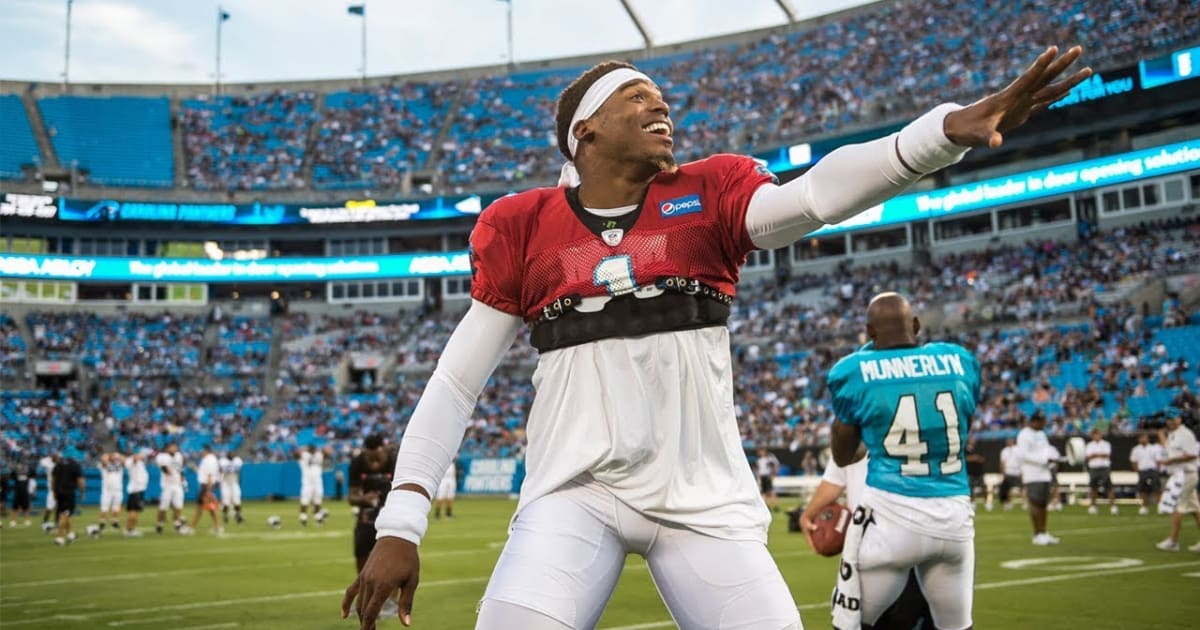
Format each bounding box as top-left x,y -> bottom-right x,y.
745,103 -> 967,249
374,103 -> 970,543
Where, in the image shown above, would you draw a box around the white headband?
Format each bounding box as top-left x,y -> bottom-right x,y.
557,67 -> 653,187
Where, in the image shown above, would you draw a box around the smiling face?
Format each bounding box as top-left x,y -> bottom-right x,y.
576,79 -> 676,174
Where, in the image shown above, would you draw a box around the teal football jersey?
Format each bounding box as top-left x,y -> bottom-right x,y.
827,341 -> 981,498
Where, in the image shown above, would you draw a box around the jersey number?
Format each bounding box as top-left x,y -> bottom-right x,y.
884,391 -> 962,476
593,255 -> 637,295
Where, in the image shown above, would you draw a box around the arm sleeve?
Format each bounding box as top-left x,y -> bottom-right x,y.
821,460 -> 848,488
373,300 -> 522,542
744,103 -> 968,250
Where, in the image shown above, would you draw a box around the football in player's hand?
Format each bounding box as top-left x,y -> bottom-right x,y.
810,503 -> 850,557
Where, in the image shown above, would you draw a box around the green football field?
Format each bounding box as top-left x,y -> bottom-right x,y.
1,498 -> 1197,629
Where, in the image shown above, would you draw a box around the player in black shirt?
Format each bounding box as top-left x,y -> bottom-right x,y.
10,464 -> 35,526
0,464 -> 8,528
348,434 -> 399,572
51,451 -> 85,545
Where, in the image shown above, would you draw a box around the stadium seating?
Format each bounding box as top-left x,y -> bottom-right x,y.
312,82 -> 457,189
180,92 -> 318,190
5,1 -> 1197,191
208,316 -> 272,379
37,95 -> 174,187
0,314 -> 27,382
0,390 -> 94,465
2,215 -> 1194,465
0,95 -> 40,179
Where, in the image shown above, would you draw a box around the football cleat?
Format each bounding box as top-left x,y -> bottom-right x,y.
267,515 -> 282,529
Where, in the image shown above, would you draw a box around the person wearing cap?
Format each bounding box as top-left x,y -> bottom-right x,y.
343,47 -> 1092,629
1155,409 -> 1200,552
51,447 -> 85,546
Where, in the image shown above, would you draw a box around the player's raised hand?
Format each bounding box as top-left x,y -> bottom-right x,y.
944,46 -> 1092,149
342,537 -> 420,628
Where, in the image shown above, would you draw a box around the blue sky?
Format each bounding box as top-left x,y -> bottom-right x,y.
0,0 -> 874,84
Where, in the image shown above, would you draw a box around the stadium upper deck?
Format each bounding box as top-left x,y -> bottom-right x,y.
1,0 -> 1198,198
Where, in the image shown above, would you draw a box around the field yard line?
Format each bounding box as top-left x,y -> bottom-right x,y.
990,522 -> 1161,540
0,599 -> 57,608
0,536 -> 348,566
975,559 -> 1200,589
600,560 -> 1200,630
0,576 -> 491,626
3,558 -> 347,587
106,614 -> 182,626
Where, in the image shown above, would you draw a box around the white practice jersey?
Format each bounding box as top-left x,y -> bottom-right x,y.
126,457 -> 149,493
1130,443 -> 1166,472
156,452 -> 185,488
100,458 -> 124,490
822,456 -> 869,509
1166,425 -> 1200,474
38,456 -> 55,488
299,450 -> 324,485
1000,445 -> 1022,477
517,327 -> 770,543
1016,427 -> 1054,483
219,455 -> 243,483
1085,439 -> 1112,469
756,452 -> 780,478
197,453 -> 220,486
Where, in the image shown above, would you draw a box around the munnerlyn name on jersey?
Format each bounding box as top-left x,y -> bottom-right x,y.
858,353 -> 967,383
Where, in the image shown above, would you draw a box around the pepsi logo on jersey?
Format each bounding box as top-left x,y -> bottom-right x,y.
659,194 -> 703,217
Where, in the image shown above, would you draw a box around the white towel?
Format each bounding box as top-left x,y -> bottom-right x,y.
1159,470 -> 1185,514
832,505 -> 873,630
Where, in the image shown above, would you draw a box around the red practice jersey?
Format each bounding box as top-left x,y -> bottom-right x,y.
469,154 -> 775,351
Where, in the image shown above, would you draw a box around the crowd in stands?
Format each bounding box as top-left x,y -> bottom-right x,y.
2,218 -> 1198,469
207,316 -> 272,378
0,315 -> 25,382
163,0 -> 1200,192
311,82 -> 458,189
27,312 -> 206,379
1,385 -> 92,470
100,382 -> 267,456
181,91 -> 318,191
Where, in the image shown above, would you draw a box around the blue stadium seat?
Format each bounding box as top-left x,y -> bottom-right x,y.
37,95 -> 174,187
0,95 -> 40,178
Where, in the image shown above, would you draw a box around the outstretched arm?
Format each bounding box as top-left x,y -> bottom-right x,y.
746,46 -> 1090,249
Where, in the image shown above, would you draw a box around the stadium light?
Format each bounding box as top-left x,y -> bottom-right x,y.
348,5 -> 367,84
62,0 -> 73,87
215,7 -> 231,95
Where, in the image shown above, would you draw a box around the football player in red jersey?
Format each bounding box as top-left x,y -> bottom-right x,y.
343,47 -> 1091,630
